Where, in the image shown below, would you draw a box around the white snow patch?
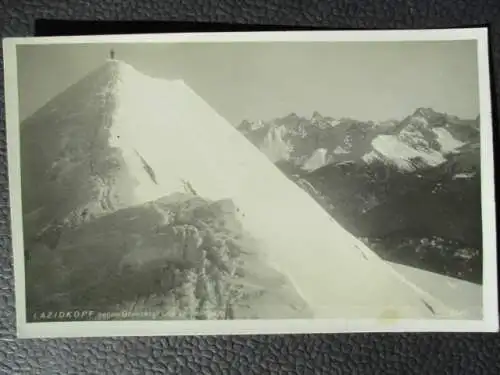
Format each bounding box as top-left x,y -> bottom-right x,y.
453,172 -> 476,180
333,146 -> 349,155
432,127 -> 466,153
329,119 -> 342,127
250,120 -> 266,131
343,135 -> 353,150
362,150 -> 379,164
302,148 -> 329,171
260,125 -> 293,162
106,60 -> 457,319
372,135 -> 446,171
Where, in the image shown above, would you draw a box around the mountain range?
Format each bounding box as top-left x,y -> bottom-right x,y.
238,108 -> 480,173
237,108 -> 482,284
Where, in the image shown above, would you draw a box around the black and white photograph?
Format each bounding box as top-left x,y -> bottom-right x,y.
3,28 -> 498,338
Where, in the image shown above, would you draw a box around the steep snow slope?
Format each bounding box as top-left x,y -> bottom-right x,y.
106,60 -> 456,319
20,61 -> 161,241
389,263 -> 482,319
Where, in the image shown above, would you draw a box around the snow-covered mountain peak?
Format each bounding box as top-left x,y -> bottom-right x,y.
20,59 -> 458,319
280,112 -> 302,122
311,111 -> 338,129
311,110 -> 323,119
413,107 -> 439,119
112,59 -> 185,87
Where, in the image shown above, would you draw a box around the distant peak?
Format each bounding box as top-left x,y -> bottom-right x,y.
413,107 -> 439,118
284,112 -> 300,119
238,119 -> 251,128
311,110 -> 323,119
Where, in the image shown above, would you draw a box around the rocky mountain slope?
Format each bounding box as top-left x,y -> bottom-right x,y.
240,109 -> 482,284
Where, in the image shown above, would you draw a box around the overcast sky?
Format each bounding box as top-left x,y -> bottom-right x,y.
17,39 -> 480,125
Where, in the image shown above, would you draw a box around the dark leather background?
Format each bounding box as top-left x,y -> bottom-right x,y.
1,1 -> 500,374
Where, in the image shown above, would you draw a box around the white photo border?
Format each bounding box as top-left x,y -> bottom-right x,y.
2,27 -> 498,339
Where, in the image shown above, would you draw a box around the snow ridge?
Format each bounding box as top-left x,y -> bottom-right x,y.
97,60 -> 458,319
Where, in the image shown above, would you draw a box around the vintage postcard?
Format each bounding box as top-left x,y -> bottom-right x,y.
2,28 -> 498,338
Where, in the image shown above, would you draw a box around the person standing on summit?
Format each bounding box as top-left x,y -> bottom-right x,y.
110,49 -> 115,60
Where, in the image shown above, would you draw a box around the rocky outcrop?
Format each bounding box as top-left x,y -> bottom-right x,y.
25,194 -> 311,322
